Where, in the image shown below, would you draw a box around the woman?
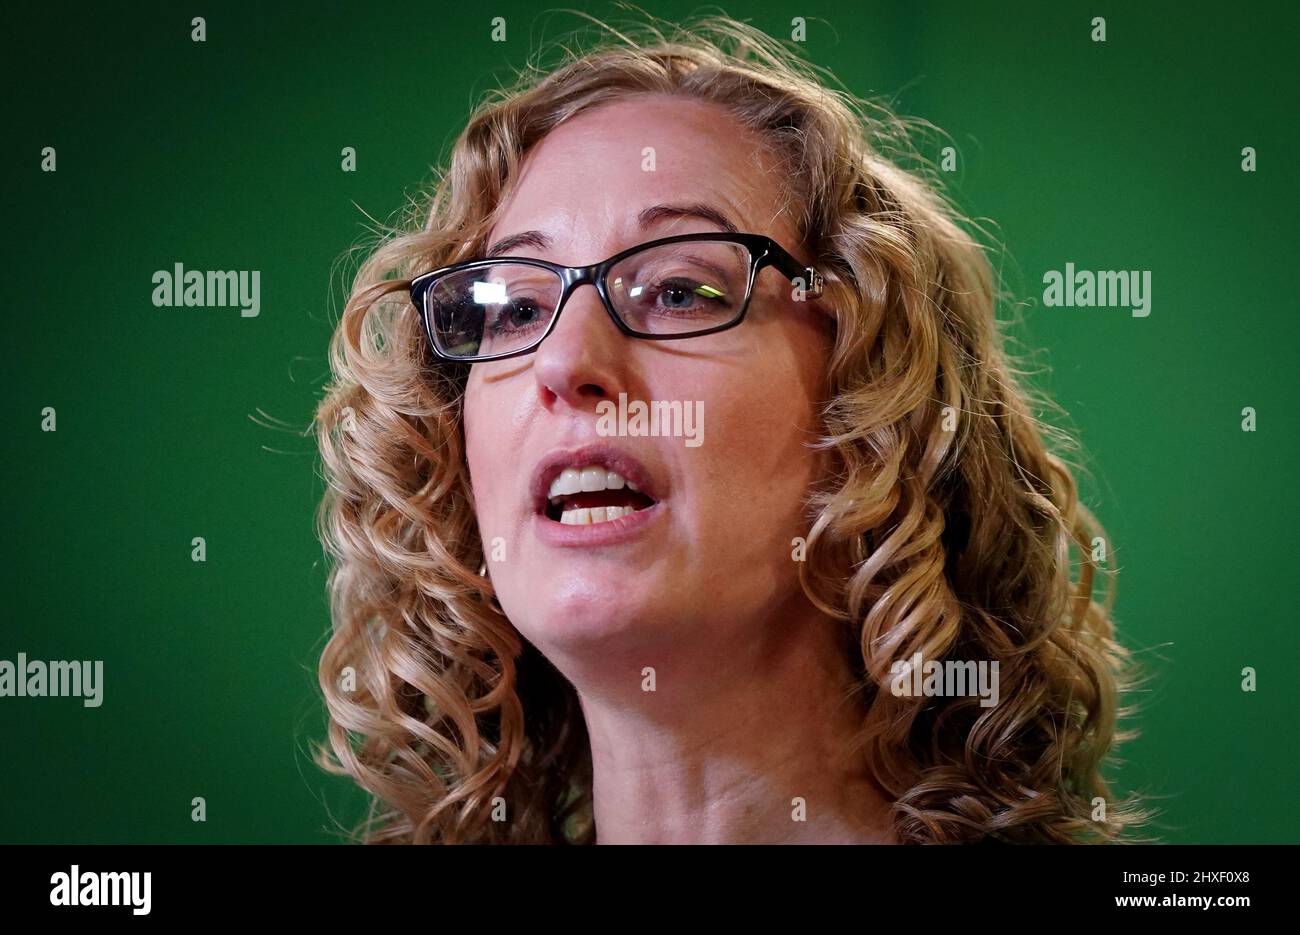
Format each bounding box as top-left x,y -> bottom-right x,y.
314,12 -> 1145,844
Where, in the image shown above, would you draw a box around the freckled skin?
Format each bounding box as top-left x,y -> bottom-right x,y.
464,93 -> 833,691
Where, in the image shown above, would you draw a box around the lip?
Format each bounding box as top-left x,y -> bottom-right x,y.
530,442 -> 665,548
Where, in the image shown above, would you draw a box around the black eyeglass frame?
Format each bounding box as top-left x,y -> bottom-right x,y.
409,231 -> 825,363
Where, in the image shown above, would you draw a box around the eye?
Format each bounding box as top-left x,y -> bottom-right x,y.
488,297 -> 547,333
647,276 -> 731,316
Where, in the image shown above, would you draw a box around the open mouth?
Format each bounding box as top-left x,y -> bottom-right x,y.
543,465 -> 658,525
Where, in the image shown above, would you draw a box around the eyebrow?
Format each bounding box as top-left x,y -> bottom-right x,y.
484,201 -> 741,259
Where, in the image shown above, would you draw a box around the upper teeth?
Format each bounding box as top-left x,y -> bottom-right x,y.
548,465 -> 640,499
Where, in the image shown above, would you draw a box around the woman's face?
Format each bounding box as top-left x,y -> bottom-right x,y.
463,93 -> 834,676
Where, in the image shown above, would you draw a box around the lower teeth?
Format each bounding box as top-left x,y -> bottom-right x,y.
559,505 -> 636,525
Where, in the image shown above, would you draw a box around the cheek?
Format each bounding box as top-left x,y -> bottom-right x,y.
462,372 -> 509,520
463,373 -> 485,478
690,352 -> 825,536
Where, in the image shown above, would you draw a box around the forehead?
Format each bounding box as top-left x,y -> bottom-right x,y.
488,93 -> 799,259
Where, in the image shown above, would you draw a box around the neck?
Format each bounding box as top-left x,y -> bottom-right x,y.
568,605 -> 896,844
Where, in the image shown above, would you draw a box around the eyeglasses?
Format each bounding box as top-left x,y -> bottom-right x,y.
409,232 -> 825,362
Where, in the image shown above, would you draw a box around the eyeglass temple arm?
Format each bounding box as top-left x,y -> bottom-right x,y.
767,244 -> 825,299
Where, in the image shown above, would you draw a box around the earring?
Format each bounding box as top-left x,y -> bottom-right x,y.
477,555 -> 503,614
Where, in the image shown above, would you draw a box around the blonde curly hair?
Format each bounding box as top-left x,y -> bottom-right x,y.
313,7 -> 1148,844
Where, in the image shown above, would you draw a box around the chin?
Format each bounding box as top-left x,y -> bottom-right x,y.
505,576 -> 673,655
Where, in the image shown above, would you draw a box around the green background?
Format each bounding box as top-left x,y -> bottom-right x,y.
2,0 -> 1296,843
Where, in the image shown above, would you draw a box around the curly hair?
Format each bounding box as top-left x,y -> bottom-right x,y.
313,6 -> 1148,844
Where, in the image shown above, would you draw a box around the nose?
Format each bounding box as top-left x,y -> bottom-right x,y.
532,281 -> 628,411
